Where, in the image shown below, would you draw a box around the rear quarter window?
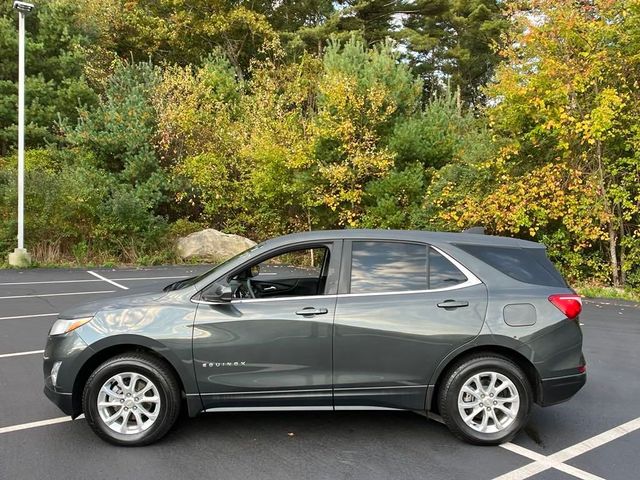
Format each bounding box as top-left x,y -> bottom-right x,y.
454,244 -> 567,288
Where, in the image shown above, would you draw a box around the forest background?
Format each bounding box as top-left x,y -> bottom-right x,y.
1,0 -> 639,295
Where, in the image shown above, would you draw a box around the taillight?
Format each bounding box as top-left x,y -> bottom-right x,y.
548,294 -> 582,319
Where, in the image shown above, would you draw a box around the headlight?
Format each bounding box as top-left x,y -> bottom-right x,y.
49,317 -> 93,336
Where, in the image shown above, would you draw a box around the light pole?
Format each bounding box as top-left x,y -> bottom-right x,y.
8,1 -> 34,267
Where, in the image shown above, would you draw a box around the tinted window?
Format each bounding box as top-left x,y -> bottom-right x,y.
429,249 -> 467,289
350,242 -> 427,293
455,244 -> 567,287
259,248 -> 327,282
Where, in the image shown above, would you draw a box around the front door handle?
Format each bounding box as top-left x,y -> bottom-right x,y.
437,300 -> 469,309
295,307 -> 329,316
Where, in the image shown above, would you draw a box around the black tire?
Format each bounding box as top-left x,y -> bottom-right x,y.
82,353 -> 181,446
438,354 -> 532,445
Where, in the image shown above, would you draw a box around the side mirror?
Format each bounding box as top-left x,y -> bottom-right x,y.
201,284 -> 233,303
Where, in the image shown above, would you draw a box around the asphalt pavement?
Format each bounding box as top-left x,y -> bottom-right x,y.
0,266 -> 638,480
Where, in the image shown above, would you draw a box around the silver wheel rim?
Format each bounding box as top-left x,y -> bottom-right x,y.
457,371 -> 520,434
97,372 -> 161,435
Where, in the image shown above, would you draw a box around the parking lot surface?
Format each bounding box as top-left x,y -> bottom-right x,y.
1,266 -> 638,479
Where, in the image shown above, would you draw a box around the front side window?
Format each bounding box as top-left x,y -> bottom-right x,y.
230,246 -> 330,299
350,242 -> 428,294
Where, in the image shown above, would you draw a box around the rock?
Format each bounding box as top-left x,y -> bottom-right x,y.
176,229 -> 256,261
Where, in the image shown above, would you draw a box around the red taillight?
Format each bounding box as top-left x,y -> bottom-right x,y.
548,294 -> 582,319
577,364 -> 587,374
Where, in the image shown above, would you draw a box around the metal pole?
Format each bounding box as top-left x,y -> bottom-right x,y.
17,11 -> 25,251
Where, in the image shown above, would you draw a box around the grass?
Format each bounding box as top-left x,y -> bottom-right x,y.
574,284 -> 640,303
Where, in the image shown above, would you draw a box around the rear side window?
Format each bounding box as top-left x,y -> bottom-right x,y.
350,241 -> 427,293
349,242 -> 469,293
429,249 -> 467,289
455,244 -> 566,287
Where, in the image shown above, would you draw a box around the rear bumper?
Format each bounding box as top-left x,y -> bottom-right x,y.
539,372 -> 586,406
44,384 -> 75,416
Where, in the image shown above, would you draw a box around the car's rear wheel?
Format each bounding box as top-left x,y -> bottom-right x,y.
82,353 -> 181,446
438,354 -> 532,445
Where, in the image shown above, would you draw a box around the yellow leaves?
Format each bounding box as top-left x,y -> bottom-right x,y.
438,163 -> 605,248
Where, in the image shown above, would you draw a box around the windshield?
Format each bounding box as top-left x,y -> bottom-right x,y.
163,243 -> 263,291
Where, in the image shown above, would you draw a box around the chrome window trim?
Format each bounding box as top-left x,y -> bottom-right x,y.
192,244 -> 482,305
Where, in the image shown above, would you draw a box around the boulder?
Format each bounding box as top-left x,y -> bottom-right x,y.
176,229 -> 256,261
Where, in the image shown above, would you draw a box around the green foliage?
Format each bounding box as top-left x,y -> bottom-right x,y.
0,0 -> 638,295
0,0 -> 97,154
402,0 -> 508,104
360,163 -> 426,229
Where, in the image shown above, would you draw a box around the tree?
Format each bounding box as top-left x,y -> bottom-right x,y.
80,0 -> 281,81
313,37 -> 422,225
335,1 -> 405,45
485,0 -> 640,286
402,0 -> 508,105
0,0 -> 97,155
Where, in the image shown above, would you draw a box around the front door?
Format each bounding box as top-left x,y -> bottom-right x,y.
193,242 -> 340,410
333,240 -> 488,410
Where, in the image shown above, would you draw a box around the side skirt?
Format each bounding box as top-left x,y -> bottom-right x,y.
203,406 -> 406,413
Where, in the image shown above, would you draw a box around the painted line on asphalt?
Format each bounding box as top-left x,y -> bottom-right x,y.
87,270 -> 128,290
0,275 -> 189,286
113,275 -> 189,281
499,443 -> 605,480
0,349 -> 44,359
0,415 -> 84,435
0,312 -> 58,321
494,416 -> 640,480
0,290 -> 115,300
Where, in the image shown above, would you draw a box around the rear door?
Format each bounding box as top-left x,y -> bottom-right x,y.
333,240 -> 488,410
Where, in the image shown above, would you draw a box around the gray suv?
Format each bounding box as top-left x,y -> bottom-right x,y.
43,229 -> 586,446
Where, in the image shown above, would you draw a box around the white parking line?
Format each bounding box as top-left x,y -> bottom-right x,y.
113,275 -> 189,281
0,349 -> 44,359
87,270 -> 128,290
0,275 -> 188,286
499,443 -> 605,480
0,415 -> 83,434
494,416 -> 640,480
0,290 -> 115,300
0,313 -> 58,321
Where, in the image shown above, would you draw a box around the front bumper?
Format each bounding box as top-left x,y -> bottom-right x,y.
43,329 -> 92,416
44,384 -> 75,415
539,372 -> 586,406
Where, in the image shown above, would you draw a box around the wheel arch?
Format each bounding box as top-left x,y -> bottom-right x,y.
426,343 -> 541,413
71,339 -> 201,418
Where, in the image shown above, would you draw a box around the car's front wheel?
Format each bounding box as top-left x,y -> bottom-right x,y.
82,353 -> 181,446
438,354 -> 532,445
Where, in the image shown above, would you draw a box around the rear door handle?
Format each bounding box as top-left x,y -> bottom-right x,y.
295,307 -> 328,316
437,300 -> 469,309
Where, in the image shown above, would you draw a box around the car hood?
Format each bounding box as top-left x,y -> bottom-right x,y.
58,287 -> 176,319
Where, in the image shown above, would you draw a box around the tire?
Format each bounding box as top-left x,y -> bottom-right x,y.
82,353 -> 181,446
438,354 -> 532,445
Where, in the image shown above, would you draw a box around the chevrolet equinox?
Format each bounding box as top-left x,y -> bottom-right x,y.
43,229 -> 586,446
